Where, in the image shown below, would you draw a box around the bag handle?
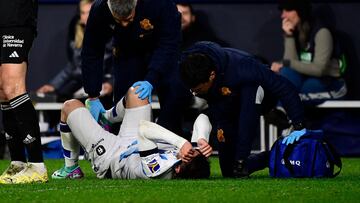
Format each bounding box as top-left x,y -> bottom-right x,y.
321,140 -> 342,177
307,129 -> 342,177
282,143 -> 296,175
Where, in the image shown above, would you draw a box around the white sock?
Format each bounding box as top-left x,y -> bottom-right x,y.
60,122 -> 80,168
104,97 -> 125,123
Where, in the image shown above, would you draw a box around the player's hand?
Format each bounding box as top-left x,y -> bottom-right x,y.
132,81 -> 153,103
282,18 -> 295,36
282,128 -> 306,145
85,98 -> 106,121
37,84 -> 55,93
179,141 -> 196,163
198,138 -> 212,158
271,62 -> 283,73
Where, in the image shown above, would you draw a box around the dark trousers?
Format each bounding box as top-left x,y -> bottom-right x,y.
215,85 -> 276,177
112,56 -> 192,135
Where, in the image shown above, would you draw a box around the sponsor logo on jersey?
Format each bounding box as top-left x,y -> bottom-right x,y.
96,145 -> 106,156
147,158 -> 160,173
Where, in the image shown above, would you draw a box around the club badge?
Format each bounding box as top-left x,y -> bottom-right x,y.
140,19 -> 154,31
220,87 -> 232,96
217,129 -> 225,143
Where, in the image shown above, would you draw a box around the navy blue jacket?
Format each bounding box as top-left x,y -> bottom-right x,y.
81,0 -> 181,97
182,41 -> 304,125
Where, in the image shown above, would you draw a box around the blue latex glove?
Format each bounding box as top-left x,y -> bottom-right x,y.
85,98 -> 106,121
132,81 -> 153,103
282,128 -> 307,145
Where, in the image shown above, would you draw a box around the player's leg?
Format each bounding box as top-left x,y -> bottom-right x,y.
116,87 -> 152,147
0,98 -> 27,182
0,28 -> 28,183
0,27 -> 47,184
58,99 -> 123,179
52,99 -> 84,179
100,85 -> 149,132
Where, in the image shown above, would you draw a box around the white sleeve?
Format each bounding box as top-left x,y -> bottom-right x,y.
191,114 -> 212,143
138,120 -> 187,151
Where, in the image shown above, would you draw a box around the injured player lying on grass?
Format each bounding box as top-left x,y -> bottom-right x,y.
52,87 -> 212,179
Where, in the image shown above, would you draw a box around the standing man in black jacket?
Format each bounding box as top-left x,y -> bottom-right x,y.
82,0 -> 191,134
0,0 -> 47,184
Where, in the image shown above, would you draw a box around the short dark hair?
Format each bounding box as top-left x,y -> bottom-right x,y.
176,154 -> 210,179
176,3 -> 194,14
180,53 -> 216,88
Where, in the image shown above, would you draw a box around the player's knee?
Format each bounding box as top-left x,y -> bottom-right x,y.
125,86 -> 149,108
62,99 -> 83,116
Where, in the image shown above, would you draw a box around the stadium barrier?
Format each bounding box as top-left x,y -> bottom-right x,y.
265,100 -> 360,151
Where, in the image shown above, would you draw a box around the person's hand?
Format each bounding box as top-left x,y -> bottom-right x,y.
271,62 -> 283,73
85,98 -> 106,121
100,82 -> 113,96
197,138 -> 212,158
132,81 -> 153,102
179,141 -> 196,163
37,84 -> 55,93
282,18 -> 296,36
282,128 -> 306,145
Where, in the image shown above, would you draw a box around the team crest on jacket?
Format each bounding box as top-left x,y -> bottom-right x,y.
220,87 -> 232,96
140,19 -> 154,31
217,129 -> 225,143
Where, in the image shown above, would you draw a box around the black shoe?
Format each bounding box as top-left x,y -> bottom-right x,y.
233,159 -> 250,178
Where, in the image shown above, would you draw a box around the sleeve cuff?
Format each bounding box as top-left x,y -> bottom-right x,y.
292,122 -> 305,131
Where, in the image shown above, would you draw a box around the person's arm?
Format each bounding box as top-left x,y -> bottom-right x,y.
191,114 -> 211,143
81,2 -> 112,121
144,1 -> 181,87
285,28 -> 334,77
235,57 -> 304,126
283,36 -> 299,60
81,2 -> 112,98
138,120 -> 194,162
191,114 -> 212,157
138,120 -> 187,149
100,41 -> 114,96
102,41 -> 113,85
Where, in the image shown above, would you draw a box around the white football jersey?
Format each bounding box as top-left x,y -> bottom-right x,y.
112,141 -> 180,179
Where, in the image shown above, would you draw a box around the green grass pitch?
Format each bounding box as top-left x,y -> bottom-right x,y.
0,157 -> 359,202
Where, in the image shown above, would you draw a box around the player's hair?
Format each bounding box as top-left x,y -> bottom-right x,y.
180,53 -> 216,88
176,154 -> 210,179
109,0 -> 137,17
